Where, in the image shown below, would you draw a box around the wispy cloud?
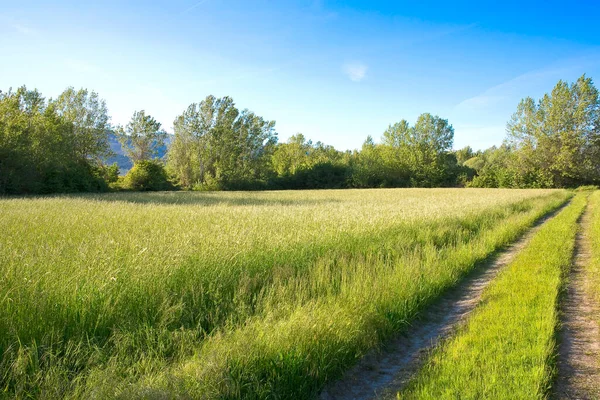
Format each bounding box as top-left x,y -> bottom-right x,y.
182,0 -> 210,14
455,53 -> 600,112
343,62 -> 368,82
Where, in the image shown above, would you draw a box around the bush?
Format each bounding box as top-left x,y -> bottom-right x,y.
122,160 -> 171,191
272,162 -> 351,190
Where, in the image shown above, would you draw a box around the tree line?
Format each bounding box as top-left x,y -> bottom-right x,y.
1,74 -> 599,194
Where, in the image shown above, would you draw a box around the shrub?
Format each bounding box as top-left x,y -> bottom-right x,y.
122,160 -> 171,191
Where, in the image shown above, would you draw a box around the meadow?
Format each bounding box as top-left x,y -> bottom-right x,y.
0,189 -> 570,399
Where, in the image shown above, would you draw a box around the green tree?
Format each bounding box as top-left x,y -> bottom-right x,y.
507,74 -> 600,187
455,146 -> 475,165
118,110 -> 166,163
51,87 -> 110,162
0,86 -> 107,194
379,113 -> 456,187
168,96 -> 277,189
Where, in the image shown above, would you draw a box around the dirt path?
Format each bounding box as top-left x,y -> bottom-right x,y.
319,208 -> 565,400
554,206 -> 600,399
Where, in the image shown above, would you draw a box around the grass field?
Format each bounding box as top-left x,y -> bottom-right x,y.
0,189 -> 570,399
397,193 -> 587,399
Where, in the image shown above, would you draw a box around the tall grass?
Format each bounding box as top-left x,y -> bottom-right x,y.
0,189 -> 568,398
397,193 -> 587,400
588,191 -> 600,361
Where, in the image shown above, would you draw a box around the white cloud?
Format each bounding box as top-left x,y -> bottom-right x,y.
342,62 -> 368,82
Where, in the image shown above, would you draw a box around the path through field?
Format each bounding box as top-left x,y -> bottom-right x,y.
554,206 -> 600,399
320,207 -> 565,400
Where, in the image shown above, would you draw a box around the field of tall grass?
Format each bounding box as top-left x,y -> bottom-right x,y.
0,189 -> 569,399
398,193 -> 587,399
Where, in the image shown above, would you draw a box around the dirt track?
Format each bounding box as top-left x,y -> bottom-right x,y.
554,206 -> 600,399
320,207 -> 565,400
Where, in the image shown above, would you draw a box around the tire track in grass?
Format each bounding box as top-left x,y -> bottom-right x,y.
554,200 -> 600,399
393,194 -> 586,400
319,202 -> 570,400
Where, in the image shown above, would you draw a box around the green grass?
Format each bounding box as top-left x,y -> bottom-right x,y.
397,193 -> 587,400
0,189 -> 569,399
588,191 -> 600,365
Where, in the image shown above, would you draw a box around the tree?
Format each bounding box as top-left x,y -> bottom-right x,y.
271,134 -> 344,176
118,110 -> 166,163
168,96 -> 277,189
507,74 -> 600,187
379,113 -> 456,187
455,146 -> 475,165
0,86 -> 107,194
51,87 -> 110,162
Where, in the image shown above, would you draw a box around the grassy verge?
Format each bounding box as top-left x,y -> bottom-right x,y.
588,191 -> 600,361
397,193 -> 587,400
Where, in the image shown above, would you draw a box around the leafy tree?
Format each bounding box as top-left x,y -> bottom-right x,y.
455,146 -> 475,165
272,134 -> 344,175
379,113 -> 456,187
0,86 -> 107,194
118,110 -> 166,163
168,96 -> 277,189
506,74 -> 600,187
350,136 -> 392,188
51,87 -> 110,162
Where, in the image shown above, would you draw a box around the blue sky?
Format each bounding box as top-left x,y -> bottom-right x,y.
2,0 -> 600,151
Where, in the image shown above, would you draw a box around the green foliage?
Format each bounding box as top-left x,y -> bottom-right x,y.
168,96 -> 277,190
354,113 -> 460,188
121,160 -> 171,191
455,146 -> 475,165
473,74 -> 600,188
104,163 -> 120,183
4,76 -> 600,192
51,87 -> 111,161
273,162 -> 351,189
0,86 -> 108,194
399,194 -> 587,399
117,110 -> 166,163
270,134 -> 350,189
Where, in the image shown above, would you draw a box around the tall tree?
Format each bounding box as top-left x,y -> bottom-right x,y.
0,86 -> 107,194
380,113 -> 455,186
118,110 -> 166,163
507,74 -> 600,187
51,87 -> 110,162
168,96 -> 277,189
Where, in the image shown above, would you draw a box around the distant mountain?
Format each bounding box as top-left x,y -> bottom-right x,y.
105,132 -> 173,175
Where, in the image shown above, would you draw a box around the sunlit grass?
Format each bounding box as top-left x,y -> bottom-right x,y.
0,188 -> 569,398
397,193 -> 587,400
588,191 -> 600,366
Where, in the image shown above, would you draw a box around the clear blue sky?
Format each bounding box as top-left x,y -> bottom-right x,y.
2,0 -> 600,151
